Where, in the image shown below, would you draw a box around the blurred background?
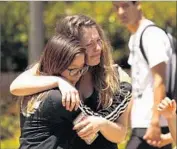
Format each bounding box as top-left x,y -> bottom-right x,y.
0,1 -> 176,149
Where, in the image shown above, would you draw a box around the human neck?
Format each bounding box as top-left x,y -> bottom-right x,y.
127,16 -> 145,34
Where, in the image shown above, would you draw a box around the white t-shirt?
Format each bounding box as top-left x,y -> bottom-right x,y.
128,19 -> 172,128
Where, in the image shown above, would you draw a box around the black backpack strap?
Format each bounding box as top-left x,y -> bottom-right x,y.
140,24 -> 158,65
140,25 -> 176,99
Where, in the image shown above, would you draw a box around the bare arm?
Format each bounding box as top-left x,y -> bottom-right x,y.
148,98 -> 176,147
147,133 -> 173,147
151,62 -> 166,125
10,63 -> 132,115
167,114 -> 176,143
10,63 -> 59,96
158,98 -> 176,143
74,99 -> 132,143
10,63 -> 81,111
144,62 -> 166,141
99,99 -> 132,143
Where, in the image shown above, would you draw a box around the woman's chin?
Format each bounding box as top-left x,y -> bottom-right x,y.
71,80 -> 78,86
87,58 -> 100,66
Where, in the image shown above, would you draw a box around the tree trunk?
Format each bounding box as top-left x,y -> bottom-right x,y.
29,1 -> 44,65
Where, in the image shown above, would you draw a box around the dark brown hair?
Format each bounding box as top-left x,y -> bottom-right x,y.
38,34 -> 85,76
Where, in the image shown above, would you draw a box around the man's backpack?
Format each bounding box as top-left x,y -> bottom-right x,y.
140,24 -> 177,100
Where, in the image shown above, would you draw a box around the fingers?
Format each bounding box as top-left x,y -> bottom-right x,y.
80,132 -> 96,141
73,118 -> 89,131
80,132 -> 98,144
65,92 -> 71,111
157,141 -> 163,148
59,80 -> 80,111
143,128 -> 161,142
62,93 -> 66,107
75,92 -> 80,111
161,97 -> 172,106
147,139 -> 161,147
143,131 -> 149,140
77,124 -> 94,137
69,91 -> 77,111
158,97 -> 172,111
143,134 -> 148,140
147,140 -> 153,146
158,103 -> 167,111
61,90 -> 80,111
172,99 -> 177,110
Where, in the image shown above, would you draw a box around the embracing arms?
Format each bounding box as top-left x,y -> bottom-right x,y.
10,64 -> 132,121
10,63 -> 59,96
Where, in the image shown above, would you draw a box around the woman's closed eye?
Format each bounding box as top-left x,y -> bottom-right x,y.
85,38 -> 102,49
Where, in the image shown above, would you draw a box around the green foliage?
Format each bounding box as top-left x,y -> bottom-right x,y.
142,2 -> 176,29
1,1 -> 28,71
1,1 -> 176,71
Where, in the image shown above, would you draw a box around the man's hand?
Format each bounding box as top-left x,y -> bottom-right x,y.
143,124 -> 161,144
146,133 -> 173,148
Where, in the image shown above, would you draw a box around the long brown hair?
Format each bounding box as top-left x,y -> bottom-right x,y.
22,34 -> 85,116
56,15 -> 120,108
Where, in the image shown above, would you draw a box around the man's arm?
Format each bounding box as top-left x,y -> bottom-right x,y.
142,26 -> 171,143
144,62 -> 166,141
151,62 -> 166,125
